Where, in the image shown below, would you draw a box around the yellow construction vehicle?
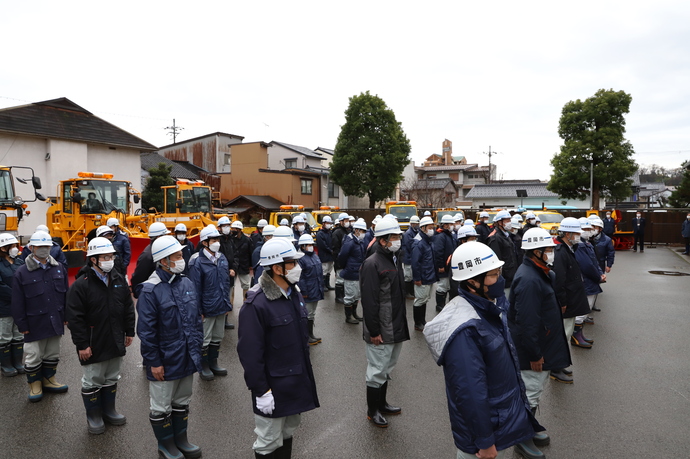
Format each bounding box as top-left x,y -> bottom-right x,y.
385,201 -> 417,231
0,165 -> 44,236
311,206 -> 341,230
268,205 -> 317,229
433,208 -> 465,223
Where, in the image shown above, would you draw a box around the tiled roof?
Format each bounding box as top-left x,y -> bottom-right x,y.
158,131 -> 244,150
140,152 -> 199,180
315,147 -> 334,155
0,98 -> 156,151
466,183 -> 558,198
224,195 -> 285,210
405,178 -> 457,190
416,164 -> 476,172
272,141 -> 323,159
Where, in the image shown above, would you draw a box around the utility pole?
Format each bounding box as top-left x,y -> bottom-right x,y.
165,119 -> 184,144
483,146 -> 499,184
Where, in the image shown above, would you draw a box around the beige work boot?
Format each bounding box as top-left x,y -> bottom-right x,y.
28,380 -> 43,402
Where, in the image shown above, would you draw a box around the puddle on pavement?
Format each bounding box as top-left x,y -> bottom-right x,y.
648,270 -> 690,276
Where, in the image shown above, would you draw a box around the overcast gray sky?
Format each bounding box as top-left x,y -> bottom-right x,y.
2,1 -> 689,180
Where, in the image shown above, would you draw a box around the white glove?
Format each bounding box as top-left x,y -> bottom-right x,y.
256,390 -> 275,415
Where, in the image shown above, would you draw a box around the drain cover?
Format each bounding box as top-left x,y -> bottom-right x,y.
649,271 -> 690,276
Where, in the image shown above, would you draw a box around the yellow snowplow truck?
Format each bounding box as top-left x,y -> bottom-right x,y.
0,165 -> 44,234
385,201 -> 417,231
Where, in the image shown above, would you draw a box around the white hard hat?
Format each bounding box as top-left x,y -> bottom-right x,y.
590,218 -> 604,228
200,224 -> 221,241
231,221 -> 243,229
512,214 -> 523,222
148,222 -> 170,238
257,219 -> 268,228
300,213 -> 307,219
525,212 -> 536,220
292,215 -> 305,224
107,218 -> 120,227
96,225 -> 114,237
348,215 -> 356,221
479,211 -> 490,218
0,233 -> 19,248
464,219 -> 475,227
353,219 -> 367,231
338,213 -> 349,222
152,235 -> 183,262
494,210 -> 511,222
322,216 -> 332,223
259,238 -> 303,267
521,228 -> 557,250
409,215 -> 420,224
579,217 -> 593,229
29,231 -> 52,247
217,216 -> 231,226
454,213 -> 464,222
374,218 -> 402,237
87,237 -> 116,257
175,223 -> 187,233
262,224 -> 276,236
558,217 -> 583,233
384,214 -> 396,221
587,214 -> 599,220
451,241 -> 504,281
440,214 -> 455,224
280,218 -> 290,226
457,225 -> 479,239
298,234 -> 314,246
36,224 -> 50,233
423,211 -> 431,216
274,225 -> 295,241
372,215 -> 382,224
419,216 -> 434,227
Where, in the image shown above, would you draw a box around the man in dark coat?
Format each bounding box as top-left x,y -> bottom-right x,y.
174,223 -> 196,275
488,210 -> 519,289
11,231 -> 69,402
137,235 -> 203,459
338,220 -> 368,324
509,228 -> 571,448
19,224 -> 68,268
682,212 -> 690,255
0,233 -> 25,377
316,216 -> 334,290
331,212 -> 350,304
250,219 -> 268,248
432,214 -> 457,312
474,211 -> 492,245
424,241 -> 544,459
67,237 -> 135,434
131,222 -> 170,298
402,215 -> 420,299
298,235 -> 324,345
360,218 -> 410,429
217,216 -> 239,329
411,216 -> 437,331
631,212 -> 646,252
551,217 -> 590,384
107,218 -> 132,274
237,238 -> 319,458
602,211 -> 616,238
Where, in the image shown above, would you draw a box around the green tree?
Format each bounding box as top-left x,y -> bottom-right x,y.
669,161 -> 690,207
142,163 -> 174,212
547,89 -> 638,208
331,91 -> 411,208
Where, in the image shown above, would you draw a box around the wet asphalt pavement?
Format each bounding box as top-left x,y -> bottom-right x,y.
1,247 -> 689,459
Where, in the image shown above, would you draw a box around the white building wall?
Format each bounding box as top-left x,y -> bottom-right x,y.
267,144 -> 324,170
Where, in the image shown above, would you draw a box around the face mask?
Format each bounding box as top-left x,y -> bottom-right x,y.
485,275 -> 506,300
221,226 -> 231,235
285,264 -> 302,284
636,214 -> 641,218
99,260 -> 115,273
545,251 -> 555,265
510,227 -> 519,234
426,229 -> 435,237
176,234 -> 186,242
232,230 -> 240,236
9,247 -> 19,258
528,219 -> 535,225
324,223 -> 331,229
167,259 -> 185,274
606,214 -> 611,218
304,245 -> 314,253
503,221 -> 512,231
342,221 -> 350,228
33,247 -> 51,259
297,225 -> 305,232
388,240 -> 401,252
581,230 -> 590,240
357,232 -> 365,241
592,229 -> 600,236
209,241 -> 221,253
455,224 -> 462,231
687,216 -> 690,220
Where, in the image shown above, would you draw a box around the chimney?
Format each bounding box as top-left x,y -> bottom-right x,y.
442,139 -> 452,165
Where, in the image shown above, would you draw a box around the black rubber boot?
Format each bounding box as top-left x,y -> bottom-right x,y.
413,304 -> 427,332
335,284 -> 345,304
405,281 -> 415,299
171,405 -> 202,459
514,437 -> 545,459
208,342 -> 228,376
351,301 -> 363,322
324,275 -> 333,291
344,305 -> 359,324
1,343 -> 17,377
101,383 -> 126,425
435,292 -> 447,312
254,451 -> 275,458
224,315 -> 235,330
10,339 -> 25,374
274,436 -> 293,459
150,413 -> 184,459
366,386 -> 388,428
379,381 -> 401,415
531,406 -> 550,446
199,347 -> 214,381
41,359 -> 68,393
81,387 -> 105,434
307,320 -> 322,345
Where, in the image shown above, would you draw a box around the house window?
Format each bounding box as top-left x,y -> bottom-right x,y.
427,174 -> 436,179
285,158 -> 297,169
328,181 -> 339,198
301,179 -> 313,195
223,153 -> 231,172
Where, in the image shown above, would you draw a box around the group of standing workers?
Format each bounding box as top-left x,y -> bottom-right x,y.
2,207 -> 688,459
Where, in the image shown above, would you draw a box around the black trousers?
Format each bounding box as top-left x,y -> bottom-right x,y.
634,233 -> 645,251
